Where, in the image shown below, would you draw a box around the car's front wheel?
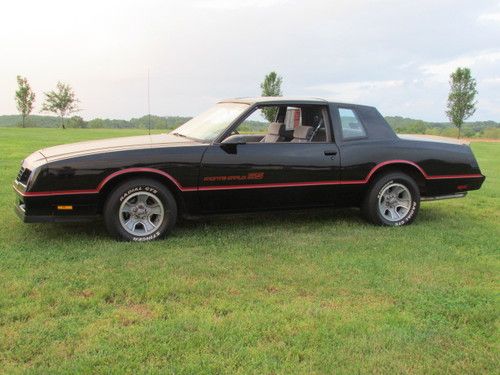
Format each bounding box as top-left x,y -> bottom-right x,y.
362,172 -> 420,226
103,178 -> 177,241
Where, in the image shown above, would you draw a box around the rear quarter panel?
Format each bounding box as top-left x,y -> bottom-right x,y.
339,138 -> 484,196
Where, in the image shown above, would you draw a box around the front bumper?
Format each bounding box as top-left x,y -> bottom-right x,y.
14,202 -> 99,223
13,182 -> 101,223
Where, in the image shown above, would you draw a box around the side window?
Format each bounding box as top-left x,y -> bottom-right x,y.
339,108 -> 366,139
237,107 -> 278,135
222,105 -> 331,143
221,106 -> 279,143
294,106 -> 330,142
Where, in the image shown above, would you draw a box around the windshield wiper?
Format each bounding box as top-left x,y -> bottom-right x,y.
172,132 -> 204,143
172,132 -> 189,139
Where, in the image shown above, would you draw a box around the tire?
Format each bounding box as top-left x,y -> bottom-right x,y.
361,172 -> 420,226
103,178 -> 177,241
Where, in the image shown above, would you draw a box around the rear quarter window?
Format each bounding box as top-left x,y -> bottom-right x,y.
339,108 -> 367,139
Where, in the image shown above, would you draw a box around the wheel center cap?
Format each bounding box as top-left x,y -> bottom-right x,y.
386,195 -> 398,206
134,206 -> 147,218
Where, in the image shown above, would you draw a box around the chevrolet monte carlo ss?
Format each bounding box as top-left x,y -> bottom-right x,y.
13,97 -> 485,241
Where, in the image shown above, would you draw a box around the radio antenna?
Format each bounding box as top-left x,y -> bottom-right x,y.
147,68 -> 151,136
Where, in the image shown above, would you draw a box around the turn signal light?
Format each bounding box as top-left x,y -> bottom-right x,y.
57,205 -> 73,210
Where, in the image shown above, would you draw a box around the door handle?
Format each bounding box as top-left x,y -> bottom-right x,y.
324,150 -> 337,156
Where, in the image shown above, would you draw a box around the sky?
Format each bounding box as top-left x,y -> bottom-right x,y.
1,0 -> 500,121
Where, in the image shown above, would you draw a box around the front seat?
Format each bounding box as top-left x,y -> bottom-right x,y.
261,122 -> 286,143
291,125 -> 313,142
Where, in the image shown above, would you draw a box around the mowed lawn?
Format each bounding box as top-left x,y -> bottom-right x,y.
0,128 -> 498,374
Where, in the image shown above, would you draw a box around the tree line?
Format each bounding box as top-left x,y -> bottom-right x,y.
0,114 -> 190,130
2,112 -> 498,138
385,116 -> 499,139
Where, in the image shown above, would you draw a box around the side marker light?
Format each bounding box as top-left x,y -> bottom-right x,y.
57,205 -> 73,210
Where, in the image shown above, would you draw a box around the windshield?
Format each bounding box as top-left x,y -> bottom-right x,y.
171,103 -> 249,142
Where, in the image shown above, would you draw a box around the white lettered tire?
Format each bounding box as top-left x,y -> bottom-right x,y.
362,172 -> 420,226
104,178 -> 177,241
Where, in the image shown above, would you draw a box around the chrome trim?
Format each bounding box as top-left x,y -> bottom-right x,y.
13,179 -> 27,192
421,193 -> 467,201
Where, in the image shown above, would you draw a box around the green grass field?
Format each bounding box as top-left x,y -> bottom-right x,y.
0,128 -> 498,374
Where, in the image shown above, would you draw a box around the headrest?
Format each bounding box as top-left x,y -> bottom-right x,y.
268,122 -> 286,136
293,125 -> 313,140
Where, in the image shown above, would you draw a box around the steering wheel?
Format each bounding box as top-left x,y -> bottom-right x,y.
309,118 -> 324,141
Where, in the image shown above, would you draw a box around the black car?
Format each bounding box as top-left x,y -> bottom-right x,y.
13,97 -> 485,241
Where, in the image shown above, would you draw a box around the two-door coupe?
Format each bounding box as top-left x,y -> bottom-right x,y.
13,97 -> 485,241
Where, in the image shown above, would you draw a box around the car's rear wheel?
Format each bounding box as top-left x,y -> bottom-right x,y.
104,178 -> 177,241
362,172 -> 420,226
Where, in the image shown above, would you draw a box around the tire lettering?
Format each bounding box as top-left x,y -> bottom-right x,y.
394,201 -> 417,226
119,186 -> 159,202
132,230 -> 161,242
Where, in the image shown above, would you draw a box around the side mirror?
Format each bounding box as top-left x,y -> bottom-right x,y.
220,134 -> 248,154
220,141 -> 245,154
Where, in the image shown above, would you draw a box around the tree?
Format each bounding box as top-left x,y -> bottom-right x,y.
260,71 -> 283,122
42,82 -> 80,129
15,76 -> 36,128
446,67 -> 477,139
67,115 -> 87,128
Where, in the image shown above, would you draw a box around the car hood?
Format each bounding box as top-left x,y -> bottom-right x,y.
38,133 -> 199,162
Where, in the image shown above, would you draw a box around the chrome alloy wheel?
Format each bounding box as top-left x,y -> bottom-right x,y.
119,192 -> 165,236
378,183 -> 412,222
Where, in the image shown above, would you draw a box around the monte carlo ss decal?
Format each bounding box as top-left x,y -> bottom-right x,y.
203,172 -> 265,182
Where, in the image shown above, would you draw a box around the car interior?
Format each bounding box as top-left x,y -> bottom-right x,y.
221,105 -> 331,144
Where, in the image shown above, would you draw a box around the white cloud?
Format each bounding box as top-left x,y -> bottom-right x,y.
192,0 -> 288,9
307,80 -> 405,102
476,98 -> 500,118
419,51 -> 500,82
478,12 -> 500,22
481,77 -> 500,84
1,0 -> 500,121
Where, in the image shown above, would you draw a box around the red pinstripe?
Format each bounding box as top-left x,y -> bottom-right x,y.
197,180 -> 344,191
14,162 -> 483,197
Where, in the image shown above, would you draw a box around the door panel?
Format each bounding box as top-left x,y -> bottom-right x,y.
198,142 -> 341,212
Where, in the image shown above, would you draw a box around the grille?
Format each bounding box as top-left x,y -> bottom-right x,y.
16,167 -> 31,184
